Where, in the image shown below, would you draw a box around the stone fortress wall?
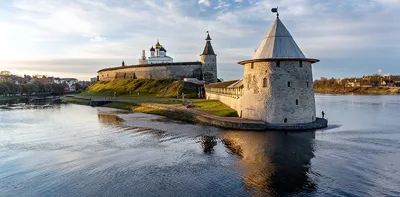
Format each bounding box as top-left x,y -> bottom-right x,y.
98,62 -> 203,81
240,60 -> 316,124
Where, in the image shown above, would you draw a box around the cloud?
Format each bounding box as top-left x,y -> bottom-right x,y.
198,0 -> 211,7
90,36 -> 106,42
1,0 -> 400,80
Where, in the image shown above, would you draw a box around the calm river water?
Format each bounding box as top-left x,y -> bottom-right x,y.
0,95 -> 399,197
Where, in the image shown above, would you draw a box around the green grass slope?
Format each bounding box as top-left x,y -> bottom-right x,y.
82,79 -> 199,98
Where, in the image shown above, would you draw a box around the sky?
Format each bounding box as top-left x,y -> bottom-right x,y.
0,0 -> 399,81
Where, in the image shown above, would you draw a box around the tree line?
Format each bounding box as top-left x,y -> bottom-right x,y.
0,81 -> 67,96
314,75 -> 400,89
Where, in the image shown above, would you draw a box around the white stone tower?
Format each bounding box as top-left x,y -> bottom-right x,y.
238,13 -> 319,124
200,31 -> 218,84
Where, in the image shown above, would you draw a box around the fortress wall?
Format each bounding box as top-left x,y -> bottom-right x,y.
241,61 -> 316,124
98,63 -> 203,81
205,87 -> 242,113
205,92 -> 242,113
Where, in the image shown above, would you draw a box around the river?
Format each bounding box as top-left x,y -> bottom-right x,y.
0,95 -> 399,197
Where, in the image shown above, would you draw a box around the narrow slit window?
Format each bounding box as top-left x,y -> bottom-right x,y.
276,61 -> 280,67
263,78 -> 268,87
251,63 -> 254,69
288,81 -> 291,87
284,118 -> 287,123
299,60 -> 303,67
307,81 -> 309,87
296,99 -> 299,105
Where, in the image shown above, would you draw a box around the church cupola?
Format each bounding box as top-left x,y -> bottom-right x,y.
155,40 -> 161,56
147,39 -> 173,64
150,46 -> 155,57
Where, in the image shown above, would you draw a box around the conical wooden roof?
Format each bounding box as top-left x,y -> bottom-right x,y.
252,17 -> 305,59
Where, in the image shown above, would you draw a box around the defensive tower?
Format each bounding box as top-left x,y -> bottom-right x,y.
238,11 -> 319,124
200,31 -> 218,84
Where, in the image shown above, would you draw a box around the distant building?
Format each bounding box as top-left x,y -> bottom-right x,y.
346,80 -> 361,87
90,77 -> 97,83
140,40 -> 173,64
60,78 -> 78,92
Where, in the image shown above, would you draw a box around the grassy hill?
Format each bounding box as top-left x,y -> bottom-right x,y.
82,79 -> 199,98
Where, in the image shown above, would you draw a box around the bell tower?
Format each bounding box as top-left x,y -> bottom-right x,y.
200,31 -> 218,84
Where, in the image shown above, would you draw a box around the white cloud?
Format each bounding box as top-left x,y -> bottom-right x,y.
1,0 -> 400,80
198,0 -> 211,7
90,36 -> 106,42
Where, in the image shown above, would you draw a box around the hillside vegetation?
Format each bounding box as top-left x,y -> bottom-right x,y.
83,79 -> 199,98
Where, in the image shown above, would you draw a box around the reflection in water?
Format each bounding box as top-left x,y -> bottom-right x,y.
98,113 -> 125,125
198,136 -> 218,154
220,131 -> 316,196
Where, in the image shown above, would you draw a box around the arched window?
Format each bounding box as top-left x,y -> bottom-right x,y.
296,99 -> 299,105
284,118 -> 287,123
263,78 -> 268,87
288,81 -> 291,87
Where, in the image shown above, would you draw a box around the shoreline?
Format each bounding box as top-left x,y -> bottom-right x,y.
62,96 -> 328,131
314,87 -> 400,95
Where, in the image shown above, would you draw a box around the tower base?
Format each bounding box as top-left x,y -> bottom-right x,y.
264,118 -> 328,131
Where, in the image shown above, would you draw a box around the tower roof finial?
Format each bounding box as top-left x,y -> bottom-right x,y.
206,31 -> 211,41
271,7 -> 279,18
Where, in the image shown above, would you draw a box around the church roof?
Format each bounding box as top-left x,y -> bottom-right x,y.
155,40 -> 162,49
160,46 -> 166,52
202,32 -> 215,55
150,46 -> 155,51
252,17 -> 305,59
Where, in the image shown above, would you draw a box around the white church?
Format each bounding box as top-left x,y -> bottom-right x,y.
138,40 -> 173,64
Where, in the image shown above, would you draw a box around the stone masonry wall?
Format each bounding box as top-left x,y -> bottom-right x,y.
241,60 -> 316,124
98,63 -> 203,81
205,91 -> 242,113
200,55 -> 218,84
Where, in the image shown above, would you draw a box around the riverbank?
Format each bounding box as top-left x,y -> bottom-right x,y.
62,96 -> 327,131
314,86 -> 400,94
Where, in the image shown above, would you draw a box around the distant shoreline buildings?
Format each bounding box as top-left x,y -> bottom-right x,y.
0,71 -> 89,92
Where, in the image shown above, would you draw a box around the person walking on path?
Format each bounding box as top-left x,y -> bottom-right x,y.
322,111 -> 325,118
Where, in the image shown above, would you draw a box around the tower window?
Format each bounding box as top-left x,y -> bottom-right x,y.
263,78 -> 268,87
284,118 -> 287,123
288,81 -> 291,87
124,73 -> 126,79
296,99 -> 299,105
307,81 -> 309,87
250,63 -> 254,69
276,61 -> 280,67
299,61 -> 303,67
